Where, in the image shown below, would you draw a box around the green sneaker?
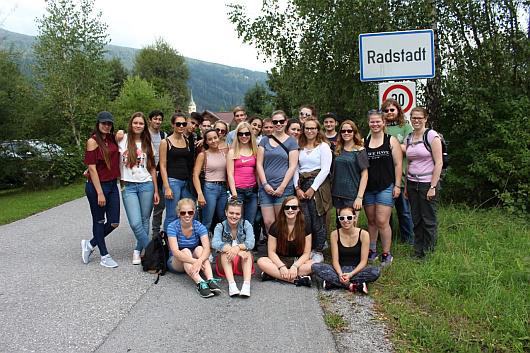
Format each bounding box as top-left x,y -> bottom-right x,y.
197,281 -> 214,298
207,278 -> 222,295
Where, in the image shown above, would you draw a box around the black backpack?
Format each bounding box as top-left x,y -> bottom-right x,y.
142,230 -> 170,284
406,128 -> 448,170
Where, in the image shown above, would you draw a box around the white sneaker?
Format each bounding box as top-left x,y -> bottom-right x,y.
240,282 -> 251,297
132,250 -> 141,265
81,239 -> 94,264
311,251 -> 324,264
100,254 -> 118,268
228,282 -> 240,297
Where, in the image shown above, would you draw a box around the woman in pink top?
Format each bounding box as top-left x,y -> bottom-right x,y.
227,122 -> 259,224
405,107 -> 443,259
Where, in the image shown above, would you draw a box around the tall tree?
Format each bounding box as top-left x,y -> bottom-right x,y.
244,83 -> 273,117
33,0 -> 110,147
105,57 -> 128,101
133,38 -> 189,111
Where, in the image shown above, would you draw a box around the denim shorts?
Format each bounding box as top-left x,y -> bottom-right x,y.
363,183 -> 394,207
259,185 -> 294,207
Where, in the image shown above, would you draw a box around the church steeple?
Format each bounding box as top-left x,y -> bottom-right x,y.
188,90 -> 196,114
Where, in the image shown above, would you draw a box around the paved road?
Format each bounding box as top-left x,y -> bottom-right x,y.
0,198 -> 337,353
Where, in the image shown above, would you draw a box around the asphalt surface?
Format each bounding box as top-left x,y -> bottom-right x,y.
0,197 -> 338,353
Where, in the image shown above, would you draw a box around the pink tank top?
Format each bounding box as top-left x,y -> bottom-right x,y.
204,150 -> 227,182
234,154 -> 257,188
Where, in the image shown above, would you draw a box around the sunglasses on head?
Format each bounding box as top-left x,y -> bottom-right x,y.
338,215 -> 355,221
341,129 -> 353,134
174,122 -> 187,127
272,119 -> 285,125
216,128 -> 227,134
179,210 -> 195,216
227,197 -> 243,205
283,204 -> 299,211
383,108 -> 396,113
237,131 -> 251,137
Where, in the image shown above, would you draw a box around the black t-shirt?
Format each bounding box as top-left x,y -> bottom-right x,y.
364,134 -> 395,192
269,221 -> 312,257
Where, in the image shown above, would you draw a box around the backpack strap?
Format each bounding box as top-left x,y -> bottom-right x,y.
423,128 -> 432,153
405,132 -> 413,149
269,135 -> 290,155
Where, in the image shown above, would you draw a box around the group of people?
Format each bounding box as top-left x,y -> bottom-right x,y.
81,99 -> 443,298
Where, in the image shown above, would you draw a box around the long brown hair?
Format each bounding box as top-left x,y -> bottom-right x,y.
126,112 -> 155,170
335,119 -> 363,156
275,196 -> 306,255
381,98 -> 405,127
298,118 -> 329,148
91,121 -> 116,170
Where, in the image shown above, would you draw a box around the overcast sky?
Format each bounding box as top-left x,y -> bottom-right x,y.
0,0 -> 273,72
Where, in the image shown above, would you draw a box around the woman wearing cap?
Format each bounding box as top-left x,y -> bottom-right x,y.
312,207 -> 380,293
212,199 -> 255,297
257,196 -> 313,287
166,198 -> 221,298
81,111 -> 121,268
159,112 -> 195,232
192,128 -> 227,232
256,110 -> 299,234
118,112 -> 159,265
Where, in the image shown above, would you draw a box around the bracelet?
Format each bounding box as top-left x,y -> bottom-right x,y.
278,264 -> 286,270
394,185 -> 401,188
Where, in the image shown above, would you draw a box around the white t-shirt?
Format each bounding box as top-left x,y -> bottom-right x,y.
293,142 -> 332,190
119,134 -> 152,183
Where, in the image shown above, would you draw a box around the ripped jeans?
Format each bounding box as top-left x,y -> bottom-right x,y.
85,180 -> 120,256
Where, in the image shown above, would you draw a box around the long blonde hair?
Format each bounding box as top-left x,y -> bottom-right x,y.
231,122 -> 257,159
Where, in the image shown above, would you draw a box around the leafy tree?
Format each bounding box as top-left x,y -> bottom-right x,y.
110,76 -> 174,130
133,38 -> 189,111
105,57 -> 128,101
33,0 -> 110,147
244,83 -> 273,117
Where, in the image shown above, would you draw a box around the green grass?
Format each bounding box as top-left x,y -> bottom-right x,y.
372,206 -> 530,352
0,182 -> 85,225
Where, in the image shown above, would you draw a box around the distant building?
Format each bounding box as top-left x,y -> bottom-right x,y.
202,110 -> 233,125
188,91 -> 197,114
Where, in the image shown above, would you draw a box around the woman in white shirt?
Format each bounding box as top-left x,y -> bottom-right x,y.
294,118 -> 332,264
119,112 -> 160,265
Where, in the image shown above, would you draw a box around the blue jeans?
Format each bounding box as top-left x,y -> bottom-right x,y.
85,180 -> 120,256
164,178 -> 193,232
202,182 -> 227,231
394,190 -> 414,244
122,181 -> 154,252
236,186 -> 258,224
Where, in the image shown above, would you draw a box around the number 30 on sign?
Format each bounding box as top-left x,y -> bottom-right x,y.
378,81 -> 416,117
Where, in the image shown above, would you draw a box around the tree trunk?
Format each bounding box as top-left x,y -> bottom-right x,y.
425,0 -> 442,129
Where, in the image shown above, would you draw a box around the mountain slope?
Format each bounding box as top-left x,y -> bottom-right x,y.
0,28 -> 267,111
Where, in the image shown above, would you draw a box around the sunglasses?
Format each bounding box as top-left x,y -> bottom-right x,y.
338,215 -> 355,221
174,122 -> 187,127
227,197 -> 243,205
272,119 -> 286,125
383,108 -> 396,113
341,129 -> 353,134
237,131 -> 252,137
216,128 -> 227,134
179,210 -> 195,216
283,205 -> 299,211
299,112 -> 312,117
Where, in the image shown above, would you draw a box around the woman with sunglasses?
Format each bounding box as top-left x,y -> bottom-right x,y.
405,107 -> 443,259
257,196 -> 313,286
332,120 -> 368,220
227,122 -> 258,225
160,112 -> 195,232
214,120 -> 230,152
285,118 -> 302,143
118,112 -> 159,265
81,112 -> 121,268
312,208 -> 380,293
298,104 -> 316,124
364,110 -> 403,267
256,111 -> 299,234
293,118 -> 332,264
192,129 -> 227,232
381,98 -> 415,245
167,198 -> 221,298
212,199 -> 255,297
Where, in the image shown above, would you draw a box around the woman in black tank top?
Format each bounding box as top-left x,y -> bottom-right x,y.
312,207 -> 380,293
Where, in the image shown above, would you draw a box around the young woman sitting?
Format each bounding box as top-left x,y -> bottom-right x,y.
256,196 -> 313,287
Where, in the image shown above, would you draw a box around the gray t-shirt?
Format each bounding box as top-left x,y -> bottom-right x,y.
259,135 -> 298,189
150,129 -> 165,166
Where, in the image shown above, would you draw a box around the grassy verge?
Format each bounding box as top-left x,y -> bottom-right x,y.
0,182 -> 85,225
373,206 -> 529,352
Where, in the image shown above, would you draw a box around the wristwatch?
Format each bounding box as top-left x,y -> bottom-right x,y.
430,185 -> 436,189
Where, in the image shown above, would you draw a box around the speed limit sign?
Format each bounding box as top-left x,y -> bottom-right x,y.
378,81 -> 416,117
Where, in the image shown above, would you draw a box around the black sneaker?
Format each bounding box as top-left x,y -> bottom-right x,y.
197,281 -> 214,298
260,271 -> 273,282
294,275 -> 312,287
207,278 -> 222,295
322,280 -> 334,290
